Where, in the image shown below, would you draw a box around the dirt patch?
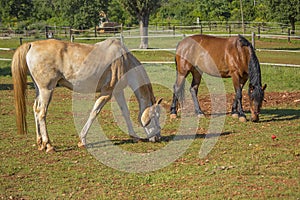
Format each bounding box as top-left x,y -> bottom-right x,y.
198,91 -> 300,114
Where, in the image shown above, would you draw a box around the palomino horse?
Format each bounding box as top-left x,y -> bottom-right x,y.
170,34 -> 266,122
12,38 -> 162,152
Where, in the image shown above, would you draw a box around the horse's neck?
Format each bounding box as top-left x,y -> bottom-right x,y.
134,84 -> 155,111
127,67 -> 155,113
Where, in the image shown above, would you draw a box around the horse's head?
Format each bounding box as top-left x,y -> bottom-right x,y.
141,98 -> 163,142
248,84 -> 267,122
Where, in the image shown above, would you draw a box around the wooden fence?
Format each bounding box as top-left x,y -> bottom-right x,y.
1,24 -> 299,67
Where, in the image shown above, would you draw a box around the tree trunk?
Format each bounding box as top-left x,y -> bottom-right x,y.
290,17 -> 295,34
139,14 -> 149,49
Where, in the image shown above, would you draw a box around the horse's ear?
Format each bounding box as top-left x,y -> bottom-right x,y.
156,98 -> 163,105
262,84 -> 267,91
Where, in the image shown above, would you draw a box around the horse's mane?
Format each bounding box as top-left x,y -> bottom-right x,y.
238,35 -> 264,102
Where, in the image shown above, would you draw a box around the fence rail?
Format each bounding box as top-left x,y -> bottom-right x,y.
1,32 -> 299,67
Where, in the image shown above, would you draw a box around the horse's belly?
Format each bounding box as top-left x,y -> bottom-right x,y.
195,57 -> 230,78
57,75 -> 98,93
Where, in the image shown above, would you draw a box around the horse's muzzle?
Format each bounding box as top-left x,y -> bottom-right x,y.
251,116 -> 259,122
148,132 -> 161,142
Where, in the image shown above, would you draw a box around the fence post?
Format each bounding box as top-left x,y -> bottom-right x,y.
252,32 -> 255,50
200,23 -> 203,35
173,26 -> 175,36
228,25 -> 231,36
19,38 -> 23,45
70,29 -> 74,42
70,28 -> 73,42
120,33 -> 124,45
288,28 -> 291,43
257,26 -> 260,39
45,26 -> 49,38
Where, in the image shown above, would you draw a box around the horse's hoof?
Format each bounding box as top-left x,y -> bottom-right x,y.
197,113 -> 205,118
38,146 -> 45,151
232,113 -> 239,118
77,141 -> 85,149
149,135 -> 161,142
170,114 -> 177,119
46,146 -> 56,153
239,116 -> 247,122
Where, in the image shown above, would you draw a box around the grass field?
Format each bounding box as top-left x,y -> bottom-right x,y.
0,36 -> 299,199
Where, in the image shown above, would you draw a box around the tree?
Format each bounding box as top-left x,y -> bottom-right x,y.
152,0 -> 195,25
0,0 -> 33,27
120,0 -> 162,49
31,0 -> 55,21
269,0 -> 300,34
74,0 -> 101,29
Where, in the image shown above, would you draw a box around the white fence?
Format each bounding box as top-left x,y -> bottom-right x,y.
1,33 -> 300,67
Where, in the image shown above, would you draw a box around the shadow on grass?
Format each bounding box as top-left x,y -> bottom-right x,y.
0,66 -> 11,76
107,131 -> 233,146
55,145 -> 78,152
261,108 -> 300,122
267,47 -> 300,51
0,66 -> 13,90
0,82 -> 34,90
0,83 -> 13,90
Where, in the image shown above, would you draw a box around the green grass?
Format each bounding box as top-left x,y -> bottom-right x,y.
0,37 -> 299,199
0,84 -> 299,199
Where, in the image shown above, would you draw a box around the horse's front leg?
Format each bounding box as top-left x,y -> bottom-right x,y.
114,91 -> 139,140
232,74 -> 247,122
78,94 -> 111,148
231,94 -> 238,118
232,87 -> 246,122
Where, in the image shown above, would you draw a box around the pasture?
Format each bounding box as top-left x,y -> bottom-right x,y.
0,36 -> 299,199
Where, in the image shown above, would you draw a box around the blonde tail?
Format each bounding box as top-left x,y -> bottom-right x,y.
11,43 -> 31,134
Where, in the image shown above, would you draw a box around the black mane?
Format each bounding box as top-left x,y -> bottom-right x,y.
238,35 -> 264,102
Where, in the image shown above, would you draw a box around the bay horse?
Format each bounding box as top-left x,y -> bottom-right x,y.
170,34 -> 266,122
12,38 -> 162,153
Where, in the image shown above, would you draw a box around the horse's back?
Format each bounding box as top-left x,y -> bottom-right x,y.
25,38 -> 127,92
176,34 -> 249,77
178,34 -> 239,55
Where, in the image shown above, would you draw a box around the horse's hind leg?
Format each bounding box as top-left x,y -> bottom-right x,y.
190,68 -> 204,117
170,74 -> 185,118
33,88 -> 55,152
33,99 -> 42,148
32,82 -> 42,148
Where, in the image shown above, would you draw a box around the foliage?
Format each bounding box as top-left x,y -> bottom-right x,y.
0,0 -> 299,30
120,0 -> 163,48
268,0 -> 300,32
107,0 -> 135,26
